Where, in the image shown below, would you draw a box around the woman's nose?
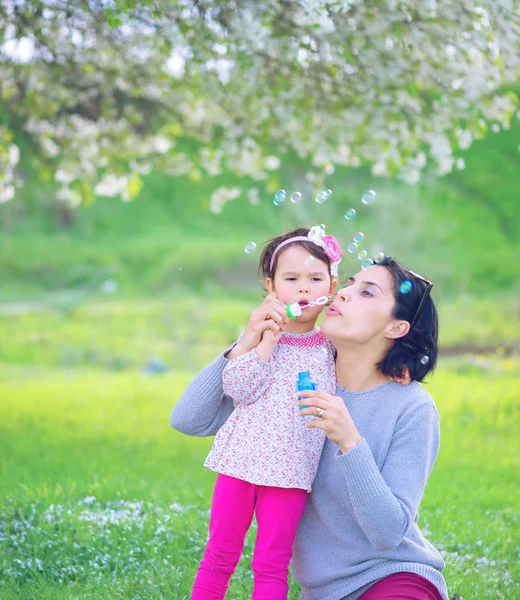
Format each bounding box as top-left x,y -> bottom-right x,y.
337,289 -> 351,303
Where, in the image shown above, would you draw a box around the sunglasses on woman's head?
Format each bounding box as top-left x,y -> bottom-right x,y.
406,269 -> 433,330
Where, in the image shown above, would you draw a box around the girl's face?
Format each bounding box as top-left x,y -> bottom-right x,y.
321,265 -> 409,345
266,245 -> 336,323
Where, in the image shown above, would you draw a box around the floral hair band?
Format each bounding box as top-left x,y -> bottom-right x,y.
269,225 -> 344,277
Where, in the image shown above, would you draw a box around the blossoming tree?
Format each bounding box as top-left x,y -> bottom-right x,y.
1,0 -> 519,209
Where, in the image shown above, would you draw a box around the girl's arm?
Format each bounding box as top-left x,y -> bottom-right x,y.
223,337 -> 277,406
336,402 -> 440,552
170,349 -> 235,437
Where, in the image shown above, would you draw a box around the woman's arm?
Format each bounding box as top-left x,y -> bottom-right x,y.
336,402 -> 440,552
170,349 -> 235,437
171,295 -> 288,437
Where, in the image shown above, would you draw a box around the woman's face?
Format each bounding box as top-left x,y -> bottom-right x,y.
321,265 -> 408,345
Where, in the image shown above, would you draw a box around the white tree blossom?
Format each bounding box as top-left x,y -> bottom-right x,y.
0,0 -> 518,207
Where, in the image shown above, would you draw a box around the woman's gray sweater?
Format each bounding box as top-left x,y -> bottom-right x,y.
170,350 -> 449,600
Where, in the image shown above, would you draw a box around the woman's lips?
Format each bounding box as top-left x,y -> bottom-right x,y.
326,304 -> 341,316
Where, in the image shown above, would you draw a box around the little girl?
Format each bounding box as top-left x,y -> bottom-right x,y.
191,226 -> 344,600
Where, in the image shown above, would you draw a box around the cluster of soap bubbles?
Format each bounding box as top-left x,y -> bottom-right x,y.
272,189 -> 334,206
315,189 -> 332,204
246,187 -> 378,255
273,190 -> 286,206
344,189 -> 376,221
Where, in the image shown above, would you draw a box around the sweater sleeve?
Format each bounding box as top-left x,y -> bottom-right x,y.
170,348 -> 235,437
336,402 -> 440,552
222,348 -> 272,407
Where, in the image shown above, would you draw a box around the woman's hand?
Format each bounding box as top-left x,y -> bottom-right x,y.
298,390 -> 362,454
227,295 -> 288,360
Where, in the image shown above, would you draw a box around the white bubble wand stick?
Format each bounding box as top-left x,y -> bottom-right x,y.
286,296 -> 329,320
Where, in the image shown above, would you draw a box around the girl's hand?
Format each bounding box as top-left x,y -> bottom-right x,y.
261,327 -> 284,345
297,390 -> 362,454
227,295 -> 288,359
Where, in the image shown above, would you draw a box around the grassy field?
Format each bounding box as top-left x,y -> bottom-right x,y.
0,355 -> 519,599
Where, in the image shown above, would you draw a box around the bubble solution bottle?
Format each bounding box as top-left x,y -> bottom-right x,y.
297,371 -> 317,411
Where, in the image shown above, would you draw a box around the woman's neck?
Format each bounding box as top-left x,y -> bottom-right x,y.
334,343 -> 391,392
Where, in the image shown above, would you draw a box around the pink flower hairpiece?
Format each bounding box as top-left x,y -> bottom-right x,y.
269,225 -> 343,276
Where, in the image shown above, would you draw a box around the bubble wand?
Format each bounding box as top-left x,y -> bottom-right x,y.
286,296 -> 329,320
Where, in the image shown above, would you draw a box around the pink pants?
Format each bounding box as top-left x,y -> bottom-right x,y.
357,572 -> 445,600
191,473 -> 307,600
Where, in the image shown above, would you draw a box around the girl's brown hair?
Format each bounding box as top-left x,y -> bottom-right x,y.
258,227 -> 333,280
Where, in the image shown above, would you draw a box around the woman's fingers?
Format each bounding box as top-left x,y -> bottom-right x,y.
297,390 -> 336,403
260,319 -> 282,333
262,295 -> 289,322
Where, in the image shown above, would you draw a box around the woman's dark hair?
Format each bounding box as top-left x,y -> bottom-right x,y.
374,256 -> 438,383
258,227 -> 334,279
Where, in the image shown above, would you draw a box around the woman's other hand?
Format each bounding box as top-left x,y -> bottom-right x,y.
227,295 -> 288,360
298,390 -> 363,454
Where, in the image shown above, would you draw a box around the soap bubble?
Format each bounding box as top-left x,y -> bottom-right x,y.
353,232 -> 364,243
315,189 -> 332,204
273,190 -> 286,206
362,190 -> 376,205
374,252 -> 386,264
420,355 -> 430,365
347,242 -> 358,254
344,208 -> 356,220
313,347 -> 329,363
290,192 -> 302,203
305,255 -> 315,266
358,250 -> 368,260
244,242 -> 257,254
361,259 -> 374,271
101,279 -> 117,294
399,280 -> 412,294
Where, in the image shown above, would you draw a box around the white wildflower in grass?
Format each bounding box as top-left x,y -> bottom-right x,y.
2,497 -> 514,598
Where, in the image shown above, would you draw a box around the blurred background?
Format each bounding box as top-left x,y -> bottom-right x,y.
0,2 -> 519,599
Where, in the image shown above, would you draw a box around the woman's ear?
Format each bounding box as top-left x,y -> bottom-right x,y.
385,319 -> 410,340
329,277 -> 338,296
265,278 -> 276,296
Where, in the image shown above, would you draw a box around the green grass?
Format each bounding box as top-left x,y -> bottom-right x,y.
0,295 -> 517,378
0,358 -> 519,599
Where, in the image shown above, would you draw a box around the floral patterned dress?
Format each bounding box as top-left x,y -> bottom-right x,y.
204,329 -> 336,492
